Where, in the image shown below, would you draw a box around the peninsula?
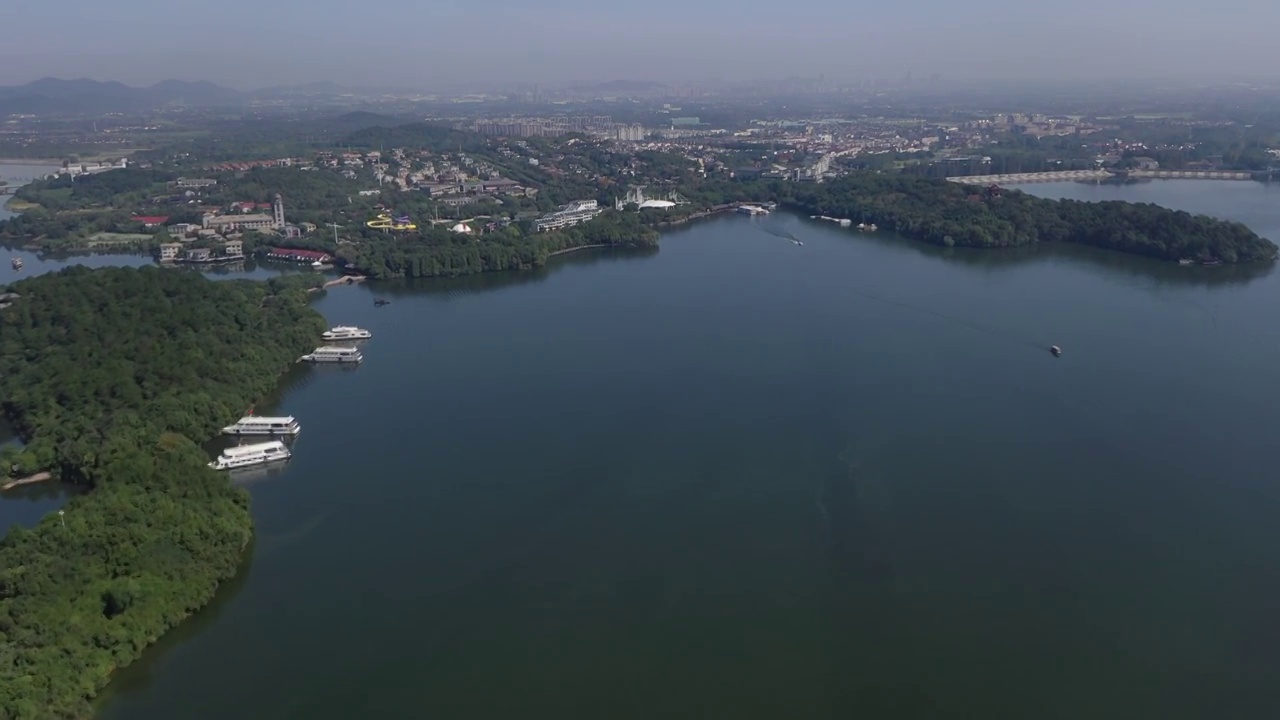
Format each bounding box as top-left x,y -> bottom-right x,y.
0,267 -> 325,717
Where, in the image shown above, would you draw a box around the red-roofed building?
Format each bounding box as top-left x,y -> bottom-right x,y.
133,215 -> 170,227
266,247 -> 332,264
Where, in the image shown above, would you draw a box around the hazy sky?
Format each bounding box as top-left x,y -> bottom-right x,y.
3,0 -> 1277,88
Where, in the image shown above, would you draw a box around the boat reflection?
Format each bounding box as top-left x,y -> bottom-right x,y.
226,460 -> 292,485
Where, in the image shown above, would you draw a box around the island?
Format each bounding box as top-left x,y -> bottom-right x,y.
0,267 -> 325,717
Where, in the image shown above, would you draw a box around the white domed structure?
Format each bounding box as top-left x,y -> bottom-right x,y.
637,199 -> 676,210
449,222 -> 473,234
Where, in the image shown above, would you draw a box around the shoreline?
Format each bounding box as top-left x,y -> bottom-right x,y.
653,204 -> 737,228
547,244 -> 611,258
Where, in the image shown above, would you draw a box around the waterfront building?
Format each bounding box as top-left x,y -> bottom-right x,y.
266,247 -> 332,264
158,242 -> 183,263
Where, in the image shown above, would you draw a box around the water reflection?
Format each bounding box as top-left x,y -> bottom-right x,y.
383,245 -> 661,300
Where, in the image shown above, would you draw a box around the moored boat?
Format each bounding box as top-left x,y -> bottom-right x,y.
208,440 -> 292,471
299,346 -> 363,363
221,415 -> 301,436
10,257 -> 22,270
322,325 -> 372,341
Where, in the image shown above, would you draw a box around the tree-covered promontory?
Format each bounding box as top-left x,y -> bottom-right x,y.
779,175 -> 1277,263
0,267 -> 325,719
344,209 -> 659,279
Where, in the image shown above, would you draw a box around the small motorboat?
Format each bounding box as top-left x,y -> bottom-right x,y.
10,257 -> 22,270
1050,345 -> 1062,357
374,298 -> 391,307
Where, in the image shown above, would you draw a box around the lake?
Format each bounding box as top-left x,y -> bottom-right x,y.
24,179 -> 1280,719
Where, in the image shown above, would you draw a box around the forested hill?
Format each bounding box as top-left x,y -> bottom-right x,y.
783,175 -> 1278,264
0,267 -> 325,718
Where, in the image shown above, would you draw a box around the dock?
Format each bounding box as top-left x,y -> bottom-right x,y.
1,471 -> 53,491
323,275 -> 367,289
311,275 -> 368,293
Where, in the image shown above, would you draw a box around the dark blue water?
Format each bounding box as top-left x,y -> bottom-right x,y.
18,179 -> 1280,719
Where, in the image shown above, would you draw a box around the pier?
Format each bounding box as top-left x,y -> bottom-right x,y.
1,471 -> 53,491
322,275 -> 367,289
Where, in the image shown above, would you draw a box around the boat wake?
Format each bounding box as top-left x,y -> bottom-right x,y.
759,222 -> 804,245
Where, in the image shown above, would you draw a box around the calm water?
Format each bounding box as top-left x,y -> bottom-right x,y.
31,179 -> 1280,719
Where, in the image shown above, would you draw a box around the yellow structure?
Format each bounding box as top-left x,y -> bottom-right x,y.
365,213 -> 417,232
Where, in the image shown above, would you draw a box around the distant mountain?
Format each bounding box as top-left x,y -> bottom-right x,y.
0,77 -> 247,114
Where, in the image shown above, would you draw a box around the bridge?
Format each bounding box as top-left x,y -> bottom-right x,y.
1127,169 -> 1253,180
946,170 -> 1109,184
946,169 -> 1255,185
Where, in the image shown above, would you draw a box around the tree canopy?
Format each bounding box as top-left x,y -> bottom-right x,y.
344,210 -> 658,279
780,175 -> 1277,263
0,267 -> 325,719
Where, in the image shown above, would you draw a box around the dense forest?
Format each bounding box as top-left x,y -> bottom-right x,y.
0,267 -> 325,719
777,175 -> 1277,263
342,209 -> 659,279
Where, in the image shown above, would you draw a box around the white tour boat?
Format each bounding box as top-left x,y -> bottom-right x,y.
221,415 -> 301,436
208,440 -> 292,471
321,325 -> 372,341
299,346 -> 363,363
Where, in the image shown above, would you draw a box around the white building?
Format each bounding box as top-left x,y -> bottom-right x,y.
201,194 -> 286,233
158,242 -> 183,262
203,213 -> 276,232
613,124 -> 645,142
533,200 -> 602,232
172,177 -> 218,189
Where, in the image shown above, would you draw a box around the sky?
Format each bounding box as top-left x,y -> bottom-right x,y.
2,0 -> 1278,89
